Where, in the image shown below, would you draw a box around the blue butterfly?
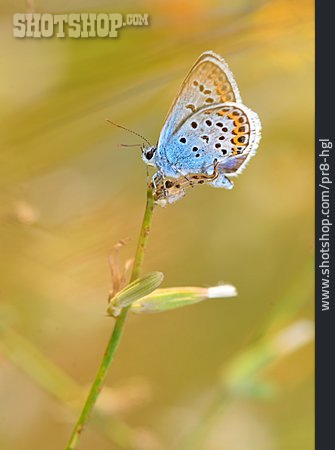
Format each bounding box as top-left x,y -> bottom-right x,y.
141,51 -> 262,206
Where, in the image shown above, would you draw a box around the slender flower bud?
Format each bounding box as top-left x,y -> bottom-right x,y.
130,284 -> 237,314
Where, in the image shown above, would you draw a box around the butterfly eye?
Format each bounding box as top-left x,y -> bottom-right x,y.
145,148 -> 155,160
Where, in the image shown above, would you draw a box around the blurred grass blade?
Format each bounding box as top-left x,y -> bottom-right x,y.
222,320 -> 314,398
131,284 -> 237,314
107,271 -> 164,317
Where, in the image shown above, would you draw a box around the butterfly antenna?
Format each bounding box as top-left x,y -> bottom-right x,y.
106,119 -> 152,147
118,143 -> 143,148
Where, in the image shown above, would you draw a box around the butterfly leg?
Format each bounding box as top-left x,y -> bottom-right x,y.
171,165 -> 195,188
151,171 -> 164,190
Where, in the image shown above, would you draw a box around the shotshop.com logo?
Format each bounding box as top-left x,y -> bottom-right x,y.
13,13 -> 149,38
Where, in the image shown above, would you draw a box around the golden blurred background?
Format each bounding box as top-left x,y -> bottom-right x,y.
0,0 -> 314,449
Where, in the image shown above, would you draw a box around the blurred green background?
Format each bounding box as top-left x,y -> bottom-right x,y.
0,0 -> 314,449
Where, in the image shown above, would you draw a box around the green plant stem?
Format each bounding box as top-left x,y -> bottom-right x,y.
66,188 -> 155,450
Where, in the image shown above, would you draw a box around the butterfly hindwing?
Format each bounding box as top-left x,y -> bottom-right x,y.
161,102 -> 261,180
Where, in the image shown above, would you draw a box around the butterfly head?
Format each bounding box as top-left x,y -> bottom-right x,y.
142,145 -> 157,166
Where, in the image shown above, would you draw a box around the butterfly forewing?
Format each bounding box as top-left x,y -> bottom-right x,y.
158,51 -> 242,145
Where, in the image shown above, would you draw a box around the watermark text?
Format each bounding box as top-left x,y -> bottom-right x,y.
13,13 -> 149,38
